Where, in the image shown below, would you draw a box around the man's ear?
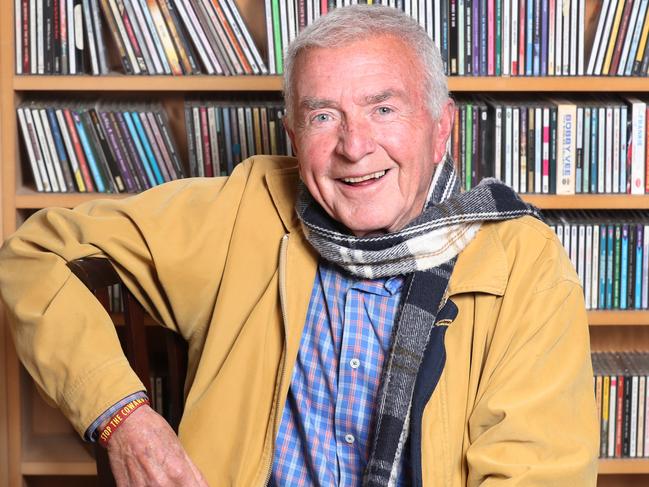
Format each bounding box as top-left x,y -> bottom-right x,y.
431,98 -> 455,164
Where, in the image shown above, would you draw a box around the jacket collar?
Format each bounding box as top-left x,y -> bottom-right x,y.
448,223 -> 507,296
265,165 -> 508,297
266,165 -> 302,233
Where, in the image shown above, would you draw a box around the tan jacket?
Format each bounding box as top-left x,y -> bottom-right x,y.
0,156 -> 598,486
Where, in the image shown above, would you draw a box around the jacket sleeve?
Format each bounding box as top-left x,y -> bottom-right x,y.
465,238 -> 599,485
0,174 -> 241,437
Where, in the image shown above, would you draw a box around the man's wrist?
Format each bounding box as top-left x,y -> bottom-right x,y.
98,397 -> 150,447
85,391 -> 149,442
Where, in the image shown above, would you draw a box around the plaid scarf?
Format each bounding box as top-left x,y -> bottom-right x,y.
295,156 -> 541,486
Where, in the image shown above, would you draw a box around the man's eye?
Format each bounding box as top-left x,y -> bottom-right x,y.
377,106 -> 393,115
312,113 -> 331,123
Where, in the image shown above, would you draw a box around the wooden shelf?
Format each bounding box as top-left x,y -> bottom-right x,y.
13,188 -> 649,211
21,441 -> 649,476
15,190 -> 132,209
13,75 -> 649,93
599,459 -> 649,475
522,195 -> 649,209
448,77 -> 649,92
13,75 -> 284,92
21,435 -> 96,476
588,311 -> 649,326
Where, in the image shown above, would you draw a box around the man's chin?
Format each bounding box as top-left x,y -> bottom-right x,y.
331,207 -> 403,237
344,219 -> 392,238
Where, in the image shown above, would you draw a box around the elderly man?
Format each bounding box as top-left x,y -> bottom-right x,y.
0,5 -> 597,487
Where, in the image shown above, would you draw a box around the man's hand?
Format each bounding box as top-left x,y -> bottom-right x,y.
106,404 -> 208,486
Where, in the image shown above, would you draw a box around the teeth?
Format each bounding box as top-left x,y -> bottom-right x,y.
342,170 -> 386,184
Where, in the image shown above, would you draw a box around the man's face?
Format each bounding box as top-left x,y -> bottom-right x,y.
287,35 -> 454,236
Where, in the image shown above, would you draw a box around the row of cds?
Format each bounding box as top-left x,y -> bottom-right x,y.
593,351 -> 649,459
14,0 -> 109,74
15,0 -> 266,75
451,95 -> 649,195
546,211 -> 649,311
18,95 -> 649,195
184,101 -> 292,177
265,0 -> 589,76
17,101 -> 184,192
20,0 -> 649,78
100,0 -> 266,75
587,0 -> 649,76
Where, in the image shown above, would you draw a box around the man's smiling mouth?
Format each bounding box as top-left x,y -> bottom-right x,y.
340,170 -> 387,185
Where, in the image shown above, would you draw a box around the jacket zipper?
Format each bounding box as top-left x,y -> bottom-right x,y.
261,234 -> 290,487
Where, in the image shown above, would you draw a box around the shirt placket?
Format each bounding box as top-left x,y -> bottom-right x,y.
334,285 -> 366,487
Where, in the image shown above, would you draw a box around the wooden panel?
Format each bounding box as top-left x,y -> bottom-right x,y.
598,474 -> 649,486
599,460 -> 649,474
0,2 -> 8,484
21,434 -> 95,476
13,76 -> 649,93
1,0 -> 21,485
13,75 -> 284,92
589,312 -> 649,326
0,311 -> 8,487
1,5 -> 14,236
236,0 -> 270,62
583,0 -> 602,60
15,190 -> 130,209
591,327 -> 649,352
28,384 -> 76,437
15,190 -> 649,211
13,75 -> 649,93
523,195 -> 649,210
447,77 -> 649,92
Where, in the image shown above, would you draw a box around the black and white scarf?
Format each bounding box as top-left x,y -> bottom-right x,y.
295,156 -> 541,486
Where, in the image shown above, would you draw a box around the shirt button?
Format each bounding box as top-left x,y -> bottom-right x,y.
344,434 -> 355,444
349,358 -> 360,369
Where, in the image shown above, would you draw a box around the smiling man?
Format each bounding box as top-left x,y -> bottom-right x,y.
286,34 -> 454,236
0,5 -> 598,487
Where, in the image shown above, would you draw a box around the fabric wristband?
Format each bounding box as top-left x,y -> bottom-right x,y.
98,397 -> 150,447
86,391 -> 149,442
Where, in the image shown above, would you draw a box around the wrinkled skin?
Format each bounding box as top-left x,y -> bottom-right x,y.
286,35 -> 454,236
106,405 -> 208,486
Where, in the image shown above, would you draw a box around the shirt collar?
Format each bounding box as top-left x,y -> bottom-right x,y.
351,275 -> 404,297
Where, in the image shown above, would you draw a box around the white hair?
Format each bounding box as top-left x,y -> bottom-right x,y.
283,5 -> 448,123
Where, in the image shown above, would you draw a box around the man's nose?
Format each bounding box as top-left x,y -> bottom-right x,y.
335,117 -> 376,162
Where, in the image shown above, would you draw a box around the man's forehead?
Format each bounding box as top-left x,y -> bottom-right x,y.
295,34 -> 418,73
298,89 -> 406,111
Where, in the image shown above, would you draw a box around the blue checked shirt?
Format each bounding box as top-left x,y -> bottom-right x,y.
270,260 -> 407,487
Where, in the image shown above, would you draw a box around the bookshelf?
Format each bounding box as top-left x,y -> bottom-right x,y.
10,75 -> 649,92
1,1 -> 649,486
